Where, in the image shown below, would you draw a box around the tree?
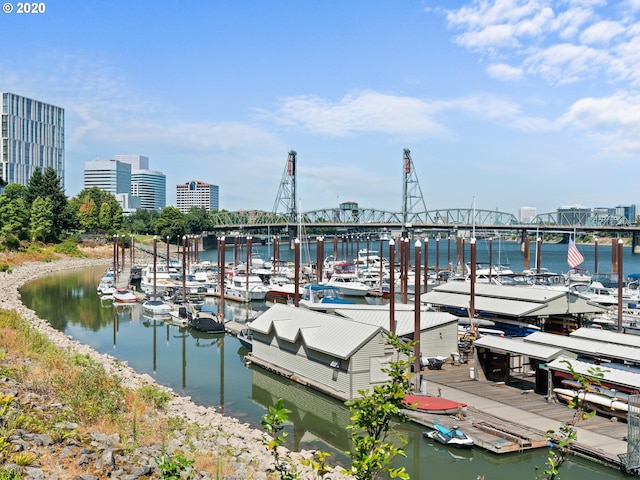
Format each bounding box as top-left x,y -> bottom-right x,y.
153,206 -> 186,240
99,202 -> 112,231
344,333 -> 413,480
26,167 -> 68,240
77,197 -> 99,232
0,195 -> 30,240
30,196 -> 54,242
184,206 -> 211,234
73,187 -> 123,233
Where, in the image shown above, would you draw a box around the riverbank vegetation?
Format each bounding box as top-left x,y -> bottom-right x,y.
0,306 -> 245,478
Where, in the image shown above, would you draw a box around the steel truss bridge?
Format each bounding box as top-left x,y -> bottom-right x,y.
207,149 -> 635,234
208,207 -> 633,231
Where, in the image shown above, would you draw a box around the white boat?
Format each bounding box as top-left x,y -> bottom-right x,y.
140,263 -> 177,296
553,387 -> 628,420
142,298 -> 172,316
97,279 -> 116,296
238,325 -> 253,350
225,274 -> 269,302
326,263 -> 370,296
113,287 -> 137,303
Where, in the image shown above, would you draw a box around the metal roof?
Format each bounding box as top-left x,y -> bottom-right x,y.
420,282 -> 608,317
334,308 -> 458,336
524,331 -> 640,364
547,357 -> 640,391
570,327 -> 640,348
250,303 -> 382,360
473,335 -> 577,362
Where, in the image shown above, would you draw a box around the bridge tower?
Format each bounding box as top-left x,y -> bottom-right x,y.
271,150 -> 298,240
402,148 -> 427,235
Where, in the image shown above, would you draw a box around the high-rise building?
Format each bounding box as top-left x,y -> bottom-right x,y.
176,180 -> 219,213
1,92 -> 65,189
116,154 -> 165,211
131,170 -> 166,211
114,154 -> 149,171
83,159 -> 132,194
518,206 -> 537,224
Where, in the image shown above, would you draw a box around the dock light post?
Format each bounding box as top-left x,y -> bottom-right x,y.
389,239 -> 395,334
594,237 -> 599,275
182,236 -> 187,304
317,236 -> 324,284
166,236 -> 170,265
414,239 -> 422,381
536,237 -> 542,274
153,236 -> 157,297
219,236 -> 226,319
423,237 -> 428,294
618,239 -> 624,333
112,234 -> 117,280
435,236 -> 440,282
470,238 -> 477,335
294,238 -> 300,307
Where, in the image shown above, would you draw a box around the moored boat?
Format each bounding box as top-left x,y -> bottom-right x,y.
113,287 -> 137,303
142,298 -> 172,316
190,310 -> 225,333
423,423 -> 474,448
403,394 -> 467,415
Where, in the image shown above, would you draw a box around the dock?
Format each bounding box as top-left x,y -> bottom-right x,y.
421,363 -> 629,469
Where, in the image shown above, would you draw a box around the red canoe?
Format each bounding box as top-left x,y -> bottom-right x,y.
403,394 -> 467,415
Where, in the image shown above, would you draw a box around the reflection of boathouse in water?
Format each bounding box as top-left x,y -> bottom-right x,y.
250,366 -> 352,458
247,303 -> 458,401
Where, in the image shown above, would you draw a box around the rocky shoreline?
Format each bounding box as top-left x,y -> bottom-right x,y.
0,256 -> 350,479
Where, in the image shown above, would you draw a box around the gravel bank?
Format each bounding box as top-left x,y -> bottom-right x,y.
0,256 -> 351,479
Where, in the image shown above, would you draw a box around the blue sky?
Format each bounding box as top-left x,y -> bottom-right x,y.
2,0 -> 639,216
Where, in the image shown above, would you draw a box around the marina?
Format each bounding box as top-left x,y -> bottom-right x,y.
19,237 -> 640,478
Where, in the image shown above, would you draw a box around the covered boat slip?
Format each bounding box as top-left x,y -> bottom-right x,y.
420,282 -> 609,334
473,335 -> 576,389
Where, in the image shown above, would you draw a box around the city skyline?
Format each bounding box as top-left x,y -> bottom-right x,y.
2,1 -> 639,215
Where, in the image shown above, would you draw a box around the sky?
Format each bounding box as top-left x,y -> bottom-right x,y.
2,0 -> 640,217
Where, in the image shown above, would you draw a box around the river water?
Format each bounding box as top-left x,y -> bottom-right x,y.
18,239 -> 635,479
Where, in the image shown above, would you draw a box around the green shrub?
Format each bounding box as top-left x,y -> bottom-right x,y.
53,360 -> 125,423
138,385 -> 172,409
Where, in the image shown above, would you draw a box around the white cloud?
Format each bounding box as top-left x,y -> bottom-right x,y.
266,90 -> 446,137
486,62 -> 524,80
558,91 -> 640,153
579,20 -> 626,44
524,43 -> 612,84
443,1 -> 640,88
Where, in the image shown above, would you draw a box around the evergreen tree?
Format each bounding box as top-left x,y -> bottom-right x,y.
30,196 -> 54,242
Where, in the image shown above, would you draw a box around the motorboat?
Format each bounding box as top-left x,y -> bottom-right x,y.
326,264 -> 370,297
225,274 -> 269,302
142,298 -> 172,316
112,287 -> 137,303
189,310 -> 226,333
423,424 -> 474,448
238,325 -> 253,351
299,284 -> 355,311
97,278 -> 116,296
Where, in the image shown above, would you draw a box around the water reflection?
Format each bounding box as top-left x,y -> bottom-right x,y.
18,265 -> 629,480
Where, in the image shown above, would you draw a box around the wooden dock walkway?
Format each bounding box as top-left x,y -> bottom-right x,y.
420,361 -> 629,469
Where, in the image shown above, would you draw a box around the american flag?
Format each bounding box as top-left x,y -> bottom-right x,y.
567,237 -> 584,269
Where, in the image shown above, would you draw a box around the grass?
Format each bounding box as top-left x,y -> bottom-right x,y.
0,246 -> 265,478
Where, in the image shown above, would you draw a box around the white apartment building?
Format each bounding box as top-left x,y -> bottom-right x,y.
176,180 -> 219,213
84,159 -> 131,195
116,154 -> 166,211
1,92 -> 65,188
518,206 -> 537,224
